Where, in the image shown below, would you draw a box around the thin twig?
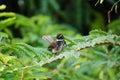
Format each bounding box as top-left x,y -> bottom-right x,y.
115,5 -> 118,14
108,0 -> 120,23
95,0 -> 100,6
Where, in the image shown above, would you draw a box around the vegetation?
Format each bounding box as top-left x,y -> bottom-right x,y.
0,0 -> 120,80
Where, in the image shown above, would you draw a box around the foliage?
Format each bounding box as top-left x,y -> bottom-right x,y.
0,29 -> 120,79
0,11 -> 77,47
1,0 -> 120,34
0,1 -> 120,80
107,18 -> 120,35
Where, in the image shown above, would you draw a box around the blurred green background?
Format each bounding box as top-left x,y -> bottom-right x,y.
1,0 -> 120,36
0,0 -> 120,80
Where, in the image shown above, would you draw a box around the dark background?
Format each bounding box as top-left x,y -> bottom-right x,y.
0,0 -> 120,35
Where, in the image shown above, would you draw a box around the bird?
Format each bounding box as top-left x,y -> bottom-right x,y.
42,33 -> 66,53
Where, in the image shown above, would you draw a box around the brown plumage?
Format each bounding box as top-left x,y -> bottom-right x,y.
42,34 -> 66,53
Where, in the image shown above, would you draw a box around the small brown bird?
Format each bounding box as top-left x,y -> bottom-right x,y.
42,34 -> 66,53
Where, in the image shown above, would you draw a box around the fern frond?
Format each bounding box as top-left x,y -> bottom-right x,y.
75,35 -> 120,51
0,53 -> 16,66
38,50 -> 79,66
0,12 -> 16,17
21,50 -> 79,70
15,43 -> 52,61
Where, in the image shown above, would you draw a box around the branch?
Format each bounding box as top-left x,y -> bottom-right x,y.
22,50 -> 76,70
76,35 -> 120,51
108,0 -> 120,23
22,40 -> 120,71
76,41 -> 120,51
95,0 -> 100,6
14,34 -> 120,71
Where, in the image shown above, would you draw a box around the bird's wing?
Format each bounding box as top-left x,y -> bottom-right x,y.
42,35 -> 55,43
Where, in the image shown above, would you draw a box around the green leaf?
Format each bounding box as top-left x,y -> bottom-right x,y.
0,32 -> 8,39
0,4 -> 6,10
100,0 -> 104,4
93,61 -> 107,67
89,29 -> 107,36
0,12 -> 15,17
15,43 -> 51,61
24,65 -> 48,72
0,53 -> 15,65
0,17 -> 16,30
107,60 -> 114,68
107,68 -> 115,80
24,74 -> 48,79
